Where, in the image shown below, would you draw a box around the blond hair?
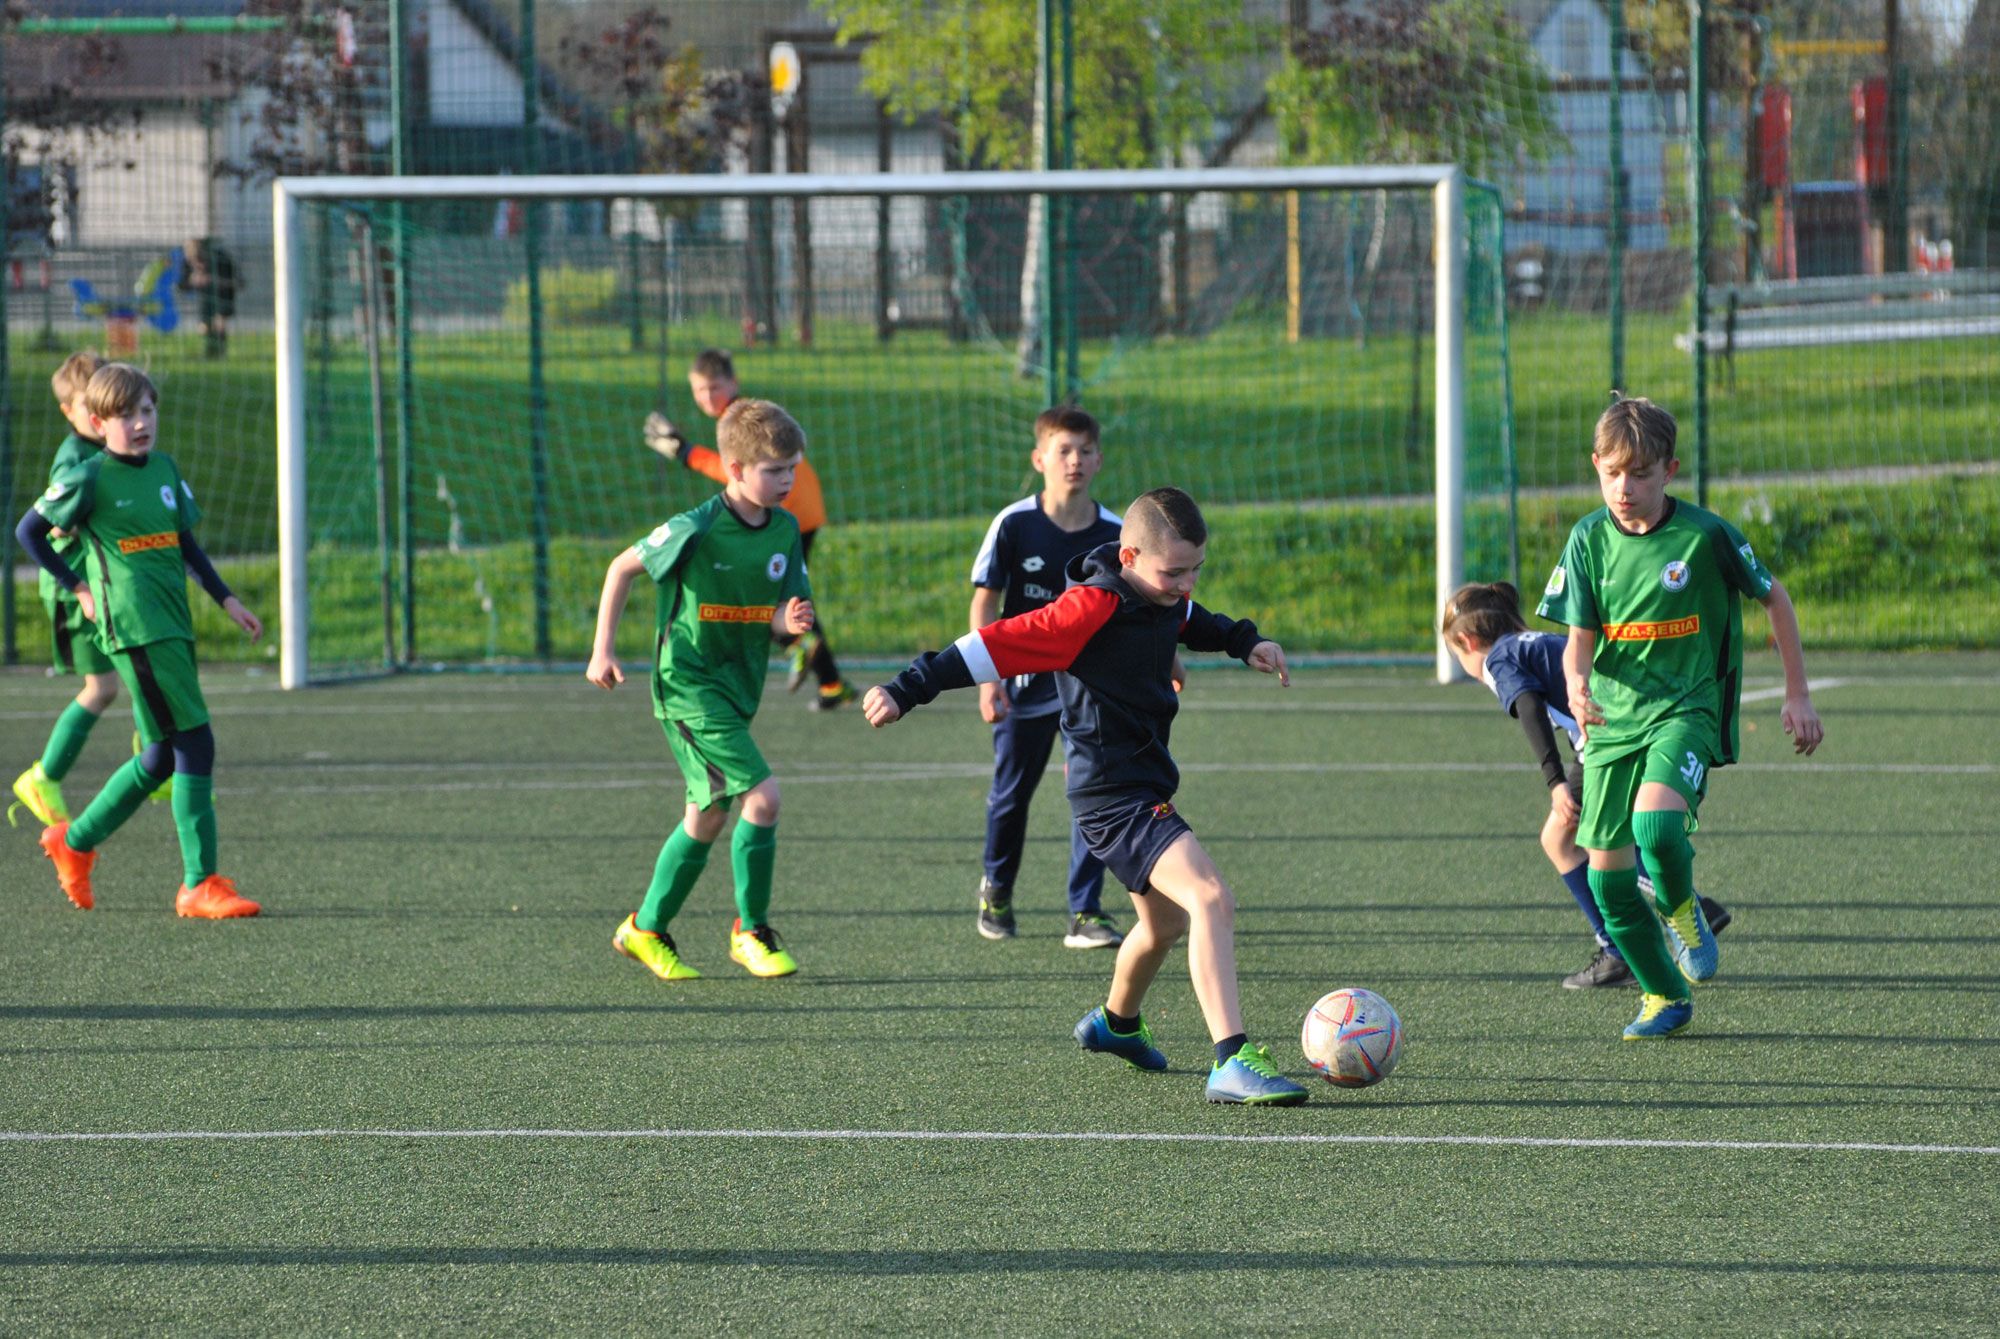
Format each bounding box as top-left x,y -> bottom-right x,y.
52,350 -> 104,405
716,398 -> 805,466
1593,396 -> 1677,469
1121,486 -> 1206,552
83,364 -> 159,420
1439,581 -> 1528,648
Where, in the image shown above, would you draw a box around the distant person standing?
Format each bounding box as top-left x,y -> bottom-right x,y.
179,237 -> 238,359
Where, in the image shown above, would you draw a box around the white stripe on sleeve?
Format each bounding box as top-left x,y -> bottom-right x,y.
954,630 -> 1001,684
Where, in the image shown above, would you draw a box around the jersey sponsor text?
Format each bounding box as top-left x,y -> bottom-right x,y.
117,530 -> 181,555
1602,614 -> 1700,642
698,602 -> 777,624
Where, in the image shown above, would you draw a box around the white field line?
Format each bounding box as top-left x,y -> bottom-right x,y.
1740,677 -> 1845,703
0,1126 -> 1995,1157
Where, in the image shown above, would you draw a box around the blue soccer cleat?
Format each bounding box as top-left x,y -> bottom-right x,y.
1621,993 -> 1694,1040
1205,1043 -> 1308,1105
1074,1007 -> 1168,1072
1661,895 -> 1720,983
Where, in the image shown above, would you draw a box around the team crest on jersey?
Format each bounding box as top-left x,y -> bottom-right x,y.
1544,565 -> 1566,597
1739,542 -> 1756,566
1021,555 -> 1046,572
766,553 -> 788,581
645,521 -> 672,547
1661,559 -> 1690,591
44,482 -> 67,501
160,484 -> 178,509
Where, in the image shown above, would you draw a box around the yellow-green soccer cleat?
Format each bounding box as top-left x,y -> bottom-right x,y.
1621,993 -> 1694,1041
10,763 -> 69,828
612,913 -> 701,981
729,918 -> 799,977
135,732 -> 174,805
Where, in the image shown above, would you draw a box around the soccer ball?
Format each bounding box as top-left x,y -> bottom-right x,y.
1301,988 -> 1403,1087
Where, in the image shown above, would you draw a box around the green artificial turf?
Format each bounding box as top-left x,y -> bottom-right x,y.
2,653 -> 1996,1333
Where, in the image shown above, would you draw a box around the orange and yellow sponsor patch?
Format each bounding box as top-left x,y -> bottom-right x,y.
698,603 -> 777,624
1602,614 -> 1700,642
117,531 -> 181,555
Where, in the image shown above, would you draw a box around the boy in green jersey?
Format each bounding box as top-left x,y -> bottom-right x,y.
1537,397 -> 1822,1039
588,398 -> 817,980
11,351 -> 123,830
15,364 -> 265,917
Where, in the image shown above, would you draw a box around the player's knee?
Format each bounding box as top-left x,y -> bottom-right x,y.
136,740 -> 173,786
1539,816 -> 1573,865
1632,808 -> 1691,860
79,675 -> 119,711
740,779 -> 781,826
685,803 -> 728,842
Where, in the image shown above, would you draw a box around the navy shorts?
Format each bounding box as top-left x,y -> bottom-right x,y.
1073,792 -> 1192,894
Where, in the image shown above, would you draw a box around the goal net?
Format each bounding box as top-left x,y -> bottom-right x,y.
272,167 -> 1514,687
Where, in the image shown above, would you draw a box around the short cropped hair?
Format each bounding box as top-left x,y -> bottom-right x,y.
717,398 -> 805,466
1594,396 -> 1677,469
691,347 -> 737,382
1034,404 -> 1099,448
1122,486 -> 1206,552
52,351 -> 104,404
1439,581 -> 1528,646
83,363 -> 158,420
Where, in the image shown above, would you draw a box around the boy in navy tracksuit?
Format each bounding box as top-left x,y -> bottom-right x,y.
865,487 -> 1309,1105
967,405 -> 1125,948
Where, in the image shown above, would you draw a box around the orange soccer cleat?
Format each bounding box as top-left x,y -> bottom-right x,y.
176,874 -> 261,919
38,822 -> 96,910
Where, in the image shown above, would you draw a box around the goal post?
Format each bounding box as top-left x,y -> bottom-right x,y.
272,165 -> 1509,688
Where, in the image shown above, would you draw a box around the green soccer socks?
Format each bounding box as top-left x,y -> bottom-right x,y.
637,825 -> 714,933
39,702 -> 102,782
65,756 -> 170,851
1632,809 -> 1696,917
1587,864 -> 1686,1000
171,773 -> 218,887
731,818 -> 778,929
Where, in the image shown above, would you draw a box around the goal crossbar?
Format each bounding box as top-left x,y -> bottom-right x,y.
272,165 -> 1471,687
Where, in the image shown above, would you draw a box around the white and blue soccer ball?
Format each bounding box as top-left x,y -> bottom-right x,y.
1301,987 -> 1403,1087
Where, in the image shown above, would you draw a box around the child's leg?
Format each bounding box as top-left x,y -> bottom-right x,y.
1059,732 -> 1110,918
983,711 -> 1056,895
806,612 -> 843,690
1584,849 -> 1683,998
1544,801 -> 1616,953
1632,782 -> 1695,912
67,742 -> 172,851
39,673 -> 119,782
1104,887 -> 1189,1021
733,778 -> 781,929
635,801 -> 722,932
1139,831 -> 1243,1043
167,725 -> 219,887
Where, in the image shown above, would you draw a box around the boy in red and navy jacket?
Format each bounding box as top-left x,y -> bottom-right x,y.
864,487 -> 1309,1106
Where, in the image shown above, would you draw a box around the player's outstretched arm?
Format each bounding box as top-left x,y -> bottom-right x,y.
586,547 -> 645,689
1760,579 -> 1823,755
1245,639 -> 1291,687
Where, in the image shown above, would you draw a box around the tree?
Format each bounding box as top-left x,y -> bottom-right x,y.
814,0 -> 1273,369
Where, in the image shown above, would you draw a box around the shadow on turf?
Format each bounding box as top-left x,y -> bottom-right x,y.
2,1247 -> 1996,1277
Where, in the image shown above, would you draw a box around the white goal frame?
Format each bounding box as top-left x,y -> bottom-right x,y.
273,165 -> 1472,689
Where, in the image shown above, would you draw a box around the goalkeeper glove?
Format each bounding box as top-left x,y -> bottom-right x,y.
643,412 -> 689,464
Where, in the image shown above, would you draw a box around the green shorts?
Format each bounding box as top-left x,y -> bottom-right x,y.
113,638 -> 211,744
662,714 -> 770,810
1578,719 -> 1716,851
45,595 -> 114,676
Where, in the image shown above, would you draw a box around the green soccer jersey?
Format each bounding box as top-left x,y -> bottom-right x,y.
1536,497 -> 1773,765
39,432 -> 102,608
34,449 -> 205,652
634,493 -> 811,722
